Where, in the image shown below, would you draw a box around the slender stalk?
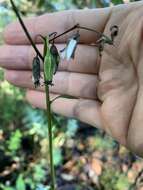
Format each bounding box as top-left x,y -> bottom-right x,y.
78,26 -> 105,37
10,0 -> 44,62
49,24 -> 106,42
45,84 -> 56,190
49,24 -> 79,42
10,1 -> 56,189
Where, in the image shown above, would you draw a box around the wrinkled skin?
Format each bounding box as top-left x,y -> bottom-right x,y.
99,3 -> 143,156
0,1 -> 143,156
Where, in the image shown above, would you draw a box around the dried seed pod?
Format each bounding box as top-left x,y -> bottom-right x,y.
110,25 -> 119,42
60,32 -> 80,60
50,44 -> 60,74
32,55 -> 41,88
50,43 -> 59,56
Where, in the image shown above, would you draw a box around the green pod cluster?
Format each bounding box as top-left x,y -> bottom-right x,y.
43,37 -> 60,86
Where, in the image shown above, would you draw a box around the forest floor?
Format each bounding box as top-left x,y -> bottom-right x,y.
54,123 -> 143,190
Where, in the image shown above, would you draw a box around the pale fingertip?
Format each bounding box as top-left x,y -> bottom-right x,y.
3,18 -> 35,45
4,70 -> 17,84
3,22 -> 18,44
4,69 -> 11,81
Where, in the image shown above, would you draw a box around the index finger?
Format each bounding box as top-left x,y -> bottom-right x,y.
4,8 -> 111,45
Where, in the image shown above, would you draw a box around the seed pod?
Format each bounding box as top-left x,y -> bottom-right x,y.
43,37 -> 55,86
32,55 -> 41,88
61,32 -> 80,60
110,25 -> 119,42
50,44 -> 60,74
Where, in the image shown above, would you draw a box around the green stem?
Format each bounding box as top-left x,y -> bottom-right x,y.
45,84 -> 56,190
10,1 -> 56,189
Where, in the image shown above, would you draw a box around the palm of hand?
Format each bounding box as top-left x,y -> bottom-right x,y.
98,3 -> 143,156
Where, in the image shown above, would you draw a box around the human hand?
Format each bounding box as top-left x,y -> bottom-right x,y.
0,1 -> 143,156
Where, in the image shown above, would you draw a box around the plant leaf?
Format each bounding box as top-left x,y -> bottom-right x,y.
53,148 -> 62,166
8,129 -> 22,152
16,174 -> 26,190
50,94 -> 78,104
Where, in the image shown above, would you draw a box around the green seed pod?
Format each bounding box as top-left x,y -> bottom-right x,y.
32,55 -> 41,88
43,37 -> 60,86
43,37 -> 54,85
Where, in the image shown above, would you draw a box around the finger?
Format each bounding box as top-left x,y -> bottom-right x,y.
0,44 -> 100,74
5,70 -> 98,100
4,8 -> 111,44
26,90 -> 102,129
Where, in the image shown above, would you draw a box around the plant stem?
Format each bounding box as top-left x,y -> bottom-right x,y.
49,24 -> 79,42
45,84 -> 56,190
10,0 -> 44,62
49,24 -> 112,43
10,2 -> 56,188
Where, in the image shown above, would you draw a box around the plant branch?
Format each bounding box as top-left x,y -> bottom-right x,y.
78,25 -> 106,38
49,24 -> 107,43
10,0 -> 44,62
49,24 -> 79,42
